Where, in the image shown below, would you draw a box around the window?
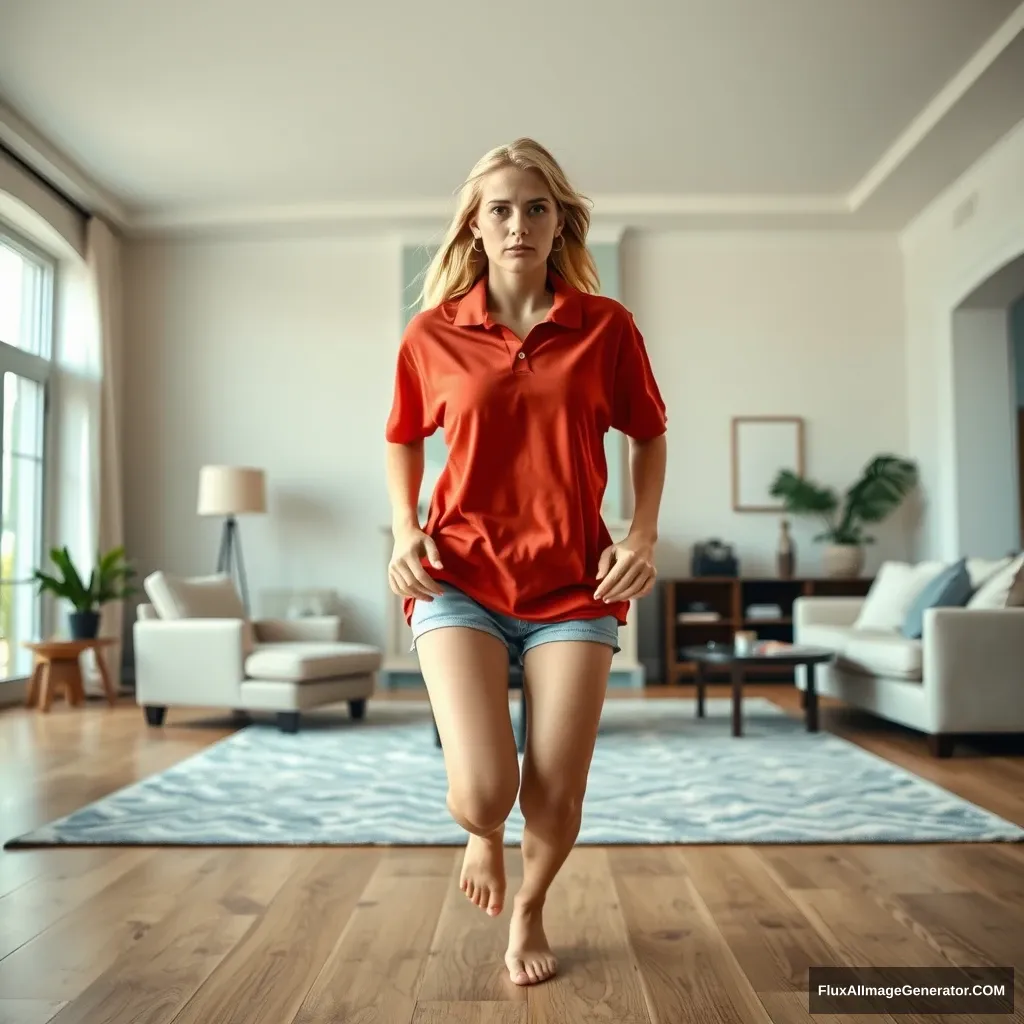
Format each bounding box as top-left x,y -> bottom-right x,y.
0,227 -> 54,681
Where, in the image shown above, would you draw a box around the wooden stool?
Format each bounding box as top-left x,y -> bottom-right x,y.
22,638 -> 119,712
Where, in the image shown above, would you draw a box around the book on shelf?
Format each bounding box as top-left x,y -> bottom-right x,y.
677,611 -> 721,622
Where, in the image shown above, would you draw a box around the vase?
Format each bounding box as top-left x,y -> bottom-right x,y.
69,610 -> 100,640
822,544 -> 864,578
776,519 -> 795,578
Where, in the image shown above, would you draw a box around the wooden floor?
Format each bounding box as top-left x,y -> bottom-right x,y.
1,685 -> 1022,1024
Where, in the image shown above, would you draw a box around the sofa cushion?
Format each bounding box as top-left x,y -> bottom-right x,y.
853,560 -> 947,632
967,553 -> 1024,609
795,623 -> 857,654
245,641 -> 382,682
144,571 -> 256,653
966,556 -> 1013,590
839,630 -> 923,680
900,558 -> 971,639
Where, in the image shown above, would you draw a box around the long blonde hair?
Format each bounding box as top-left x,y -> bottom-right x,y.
417,138 -> 599,310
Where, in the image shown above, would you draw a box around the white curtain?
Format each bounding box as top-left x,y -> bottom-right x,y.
52,216 -> 125,692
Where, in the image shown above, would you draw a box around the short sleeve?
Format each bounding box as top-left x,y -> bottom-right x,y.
385,343 -> 436,443
611,313 -> 667,440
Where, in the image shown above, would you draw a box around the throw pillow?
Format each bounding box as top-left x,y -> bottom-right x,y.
967,553 -> 1024,609
854,560 -> 947,633
143,570 -> 256,653
1004,557 -> 1024,608
900,558 -> 972,639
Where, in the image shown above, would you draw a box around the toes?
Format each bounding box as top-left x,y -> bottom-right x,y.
487,892 -> 503,916
508,958 -> 529,986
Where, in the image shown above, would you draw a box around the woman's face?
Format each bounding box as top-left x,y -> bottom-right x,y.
470,166 -> 563,274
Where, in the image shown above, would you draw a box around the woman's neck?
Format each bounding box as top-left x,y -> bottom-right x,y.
485,263 -> 553,320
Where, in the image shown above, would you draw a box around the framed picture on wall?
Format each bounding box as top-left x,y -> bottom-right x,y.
731,416 -> 805,512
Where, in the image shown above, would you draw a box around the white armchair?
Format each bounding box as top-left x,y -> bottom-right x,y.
134,571 -> 381,732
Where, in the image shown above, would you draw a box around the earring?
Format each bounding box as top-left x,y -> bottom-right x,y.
472,237 -> 484,253
552,235 -> 564,252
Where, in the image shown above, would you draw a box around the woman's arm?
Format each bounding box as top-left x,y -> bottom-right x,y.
594,432 -> 667,603
386,440 -> 424,533
627,433 -> 667,543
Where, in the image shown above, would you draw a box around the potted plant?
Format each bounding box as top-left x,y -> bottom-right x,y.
768,455 -> 918,577
33,545 -> 138,639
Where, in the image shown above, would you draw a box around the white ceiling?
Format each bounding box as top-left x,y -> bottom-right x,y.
1,0 -> 1023,234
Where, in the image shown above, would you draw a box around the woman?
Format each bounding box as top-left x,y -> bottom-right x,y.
384,138 -> 667,986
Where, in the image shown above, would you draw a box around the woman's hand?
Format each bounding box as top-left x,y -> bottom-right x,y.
594,531 -> 657,603
388,525 -> 445,601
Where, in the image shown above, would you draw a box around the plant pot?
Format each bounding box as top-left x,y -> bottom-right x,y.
822,544 -> 864,578
69,610 -> 100,640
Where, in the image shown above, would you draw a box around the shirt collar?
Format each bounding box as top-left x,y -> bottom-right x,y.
452,270 -> 583,329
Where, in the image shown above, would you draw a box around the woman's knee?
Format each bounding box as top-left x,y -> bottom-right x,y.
448,776 -> 519,835
518,779 -> 584,831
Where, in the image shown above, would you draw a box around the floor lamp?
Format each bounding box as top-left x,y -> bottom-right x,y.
197,465 -> 266,614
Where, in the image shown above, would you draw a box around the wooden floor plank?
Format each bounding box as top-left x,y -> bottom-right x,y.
0,687 -> 1022,1024
0,1001 -> 68,1024
169,849 -> 379,1024
415,848 -> 526,1005
529,848 -> 651,1024
291,855 -> 451,1024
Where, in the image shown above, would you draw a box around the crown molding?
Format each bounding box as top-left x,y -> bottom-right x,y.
0,99 -> 129,229
847,1 -> 1024,212
127,193 -> 848,238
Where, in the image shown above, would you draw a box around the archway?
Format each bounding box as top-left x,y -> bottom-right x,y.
950,250 -> 1024,557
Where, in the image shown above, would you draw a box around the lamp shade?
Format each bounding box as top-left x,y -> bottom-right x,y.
197,465 -> 266,516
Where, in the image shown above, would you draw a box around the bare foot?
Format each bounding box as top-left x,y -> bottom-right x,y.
459,825 -> 505,916
505,897 -> 558,985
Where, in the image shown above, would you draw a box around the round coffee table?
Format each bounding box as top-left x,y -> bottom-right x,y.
22,638 -> 119,712
681,643 -> 835,736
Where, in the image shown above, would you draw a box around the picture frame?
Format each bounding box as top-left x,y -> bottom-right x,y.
731,416 -> 805,512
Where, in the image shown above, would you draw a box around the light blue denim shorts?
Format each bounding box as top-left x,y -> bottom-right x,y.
410,583 -> 620,663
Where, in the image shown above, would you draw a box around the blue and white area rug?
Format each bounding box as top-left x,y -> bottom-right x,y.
5,699 -> 1022,847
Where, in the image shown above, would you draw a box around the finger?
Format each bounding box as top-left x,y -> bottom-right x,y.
394,564 -> 436,601
407,558 -> 444,596
602,561 -> 650,602
595,545 -> 615,581
422,537 -> 444,569
595,554 -> 632,599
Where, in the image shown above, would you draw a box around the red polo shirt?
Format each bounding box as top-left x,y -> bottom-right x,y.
385,271 -> 667,628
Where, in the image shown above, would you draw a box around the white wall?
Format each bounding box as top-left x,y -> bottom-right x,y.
123,228 -> 910,670
123,233 -> 402,649
901,118 -> 1024,559
951,309 -> 1020,556
621,230 -> 911,580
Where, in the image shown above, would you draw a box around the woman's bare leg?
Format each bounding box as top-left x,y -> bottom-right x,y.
506,639 -> 613,985
415,625 -> 520,916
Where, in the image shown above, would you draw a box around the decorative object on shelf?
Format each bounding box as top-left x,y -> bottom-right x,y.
731,416 -> 805,512
197,465 -> 267,613
746,603 -> 783,620
777,518 -> 795,578
768,454 -> 919,578
691,538 -> 739,577
32,545 -> 137,639
734,630 -> 757,655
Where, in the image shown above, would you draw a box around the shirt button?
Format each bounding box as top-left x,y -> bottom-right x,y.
517,352 -> 526,360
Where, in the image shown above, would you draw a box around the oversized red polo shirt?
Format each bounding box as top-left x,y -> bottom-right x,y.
385,271 -> 667,628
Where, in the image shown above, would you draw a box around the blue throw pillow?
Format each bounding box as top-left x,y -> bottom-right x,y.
900,558 -> 972,639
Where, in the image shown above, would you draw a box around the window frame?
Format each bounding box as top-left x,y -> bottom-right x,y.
0,220 -> 57,682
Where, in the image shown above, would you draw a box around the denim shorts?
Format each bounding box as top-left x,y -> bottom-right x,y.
410,582 -> 620,662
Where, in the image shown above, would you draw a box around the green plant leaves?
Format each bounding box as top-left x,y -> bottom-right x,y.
33,544 -> 138,612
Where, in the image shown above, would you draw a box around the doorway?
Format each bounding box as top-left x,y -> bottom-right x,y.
950,256 -> 1024,558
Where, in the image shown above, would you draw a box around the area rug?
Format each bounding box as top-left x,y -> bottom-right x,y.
5,699 -> 1022,847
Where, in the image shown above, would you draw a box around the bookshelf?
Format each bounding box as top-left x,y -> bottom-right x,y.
662,575 -> 874,684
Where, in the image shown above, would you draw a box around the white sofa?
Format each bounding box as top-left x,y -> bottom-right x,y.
794,555 -> 1024,757
134,571 -> 382,732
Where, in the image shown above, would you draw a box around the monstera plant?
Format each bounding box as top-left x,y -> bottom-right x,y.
33,545 -> 137,639
769,455 -> 918,577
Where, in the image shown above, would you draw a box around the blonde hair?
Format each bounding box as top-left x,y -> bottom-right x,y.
417,138 -> 599,310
